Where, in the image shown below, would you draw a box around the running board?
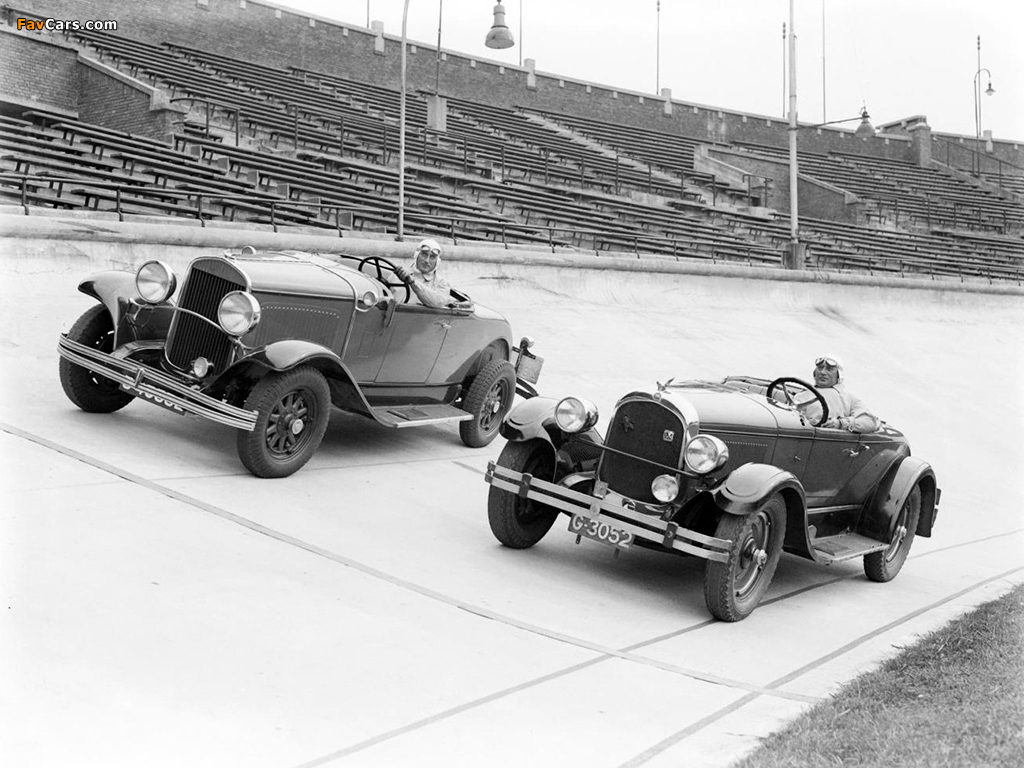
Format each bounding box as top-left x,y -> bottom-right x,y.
370,404 -> 473,428
812,532 -> 888,564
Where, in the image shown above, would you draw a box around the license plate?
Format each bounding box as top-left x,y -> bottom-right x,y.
569,515 -> 634,549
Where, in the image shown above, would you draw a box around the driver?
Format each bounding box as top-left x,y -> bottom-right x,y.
395,238 -> 459,309
797,354 -> 880,433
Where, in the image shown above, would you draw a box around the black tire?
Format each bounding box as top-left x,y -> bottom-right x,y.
864,486 -> 920,582
59,304 -> 135,413
236,366 -> 331,478
703,494 -> 787,622
459,359 -> 516,448
488,439 -> 559,548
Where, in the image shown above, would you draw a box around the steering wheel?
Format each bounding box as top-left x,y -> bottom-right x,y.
766,377 -> 830,427
357,256 -> 411,304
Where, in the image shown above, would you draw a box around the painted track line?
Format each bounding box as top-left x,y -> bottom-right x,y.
7,421 -> 1023,767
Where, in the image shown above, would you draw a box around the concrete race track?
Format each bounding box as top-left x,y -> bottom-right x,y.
2,228 -> 1023,768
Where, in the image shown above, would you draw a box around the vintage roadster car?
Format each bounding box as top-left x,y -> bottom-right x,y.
58,247 -> 542,477
485,376 -> 939,621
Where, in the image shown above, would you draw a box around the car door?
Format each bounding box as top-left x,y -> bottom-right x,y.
800,427 -> 876,508
375,303 -> 449,383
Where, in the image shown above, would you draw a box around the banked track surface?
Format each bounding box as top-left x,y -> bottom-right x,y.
2,252 -> 1022,767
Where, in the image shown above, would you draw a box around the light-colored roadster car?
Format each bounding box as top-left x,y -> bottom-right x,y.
58,248 -> 542,477
485,376 -> 939,621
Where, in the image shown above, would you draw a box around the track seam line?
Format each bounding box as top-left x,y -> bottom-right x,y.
7,422 -> 1024,767
0,422 -> 812,702
616,564 -> 1024,768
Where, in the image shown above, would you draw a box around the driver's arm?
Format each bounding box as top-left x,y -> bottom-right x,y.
841,394 -> 880,433
398,269 -> 454,309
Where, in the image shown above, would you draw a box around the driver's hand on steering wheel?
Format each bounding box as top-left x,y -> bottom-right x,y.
394,265 -> 412,284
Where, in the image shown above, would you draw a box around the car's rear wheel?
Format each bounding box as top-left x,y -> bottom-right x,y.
460,359 -> 515,447
864,486 -> 920,582
59,304 -> 135,413
703,494 -> 786,621
237,367 -> 331,478
488,439 -> 559,548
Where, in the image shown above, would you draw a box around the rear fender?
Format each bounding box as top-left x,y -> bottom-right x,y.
712,463 -> 812,558
861,457 -> 939,540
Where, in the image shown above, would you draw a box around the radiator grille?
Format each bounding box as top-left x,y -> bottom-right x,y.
165,260 -> 246,372
598,400 -> 685,503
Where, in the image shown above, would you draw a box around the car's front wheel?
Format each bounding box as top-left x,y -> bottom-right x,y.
488,439 -> 559,548
703,494 -> 787,621
864,486 -> 920,582
460,359 -> 516,448
237,367 -> 331,478
59,304 -> 135,413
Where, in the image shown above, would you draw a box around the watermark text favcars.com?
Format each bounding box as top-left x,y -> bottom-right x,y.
17,18 -> 118,32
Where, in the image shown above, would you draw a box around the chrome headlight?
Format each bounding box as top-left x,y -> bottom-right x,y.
135,260 -> 176,304
554,397 -> 599,433
651,474 -> 681,503
684,435 -> 730,474
358,290 -> 379,310
218,291 -> 261,336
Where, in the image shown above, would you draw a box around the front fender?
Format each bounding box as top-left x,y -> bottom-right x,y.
239,339 -> 348,375
712,463 -> 805,516
861,456 -> 939,540
498,396 -> 561,445
79,271 -> 139,327
713,463 -> 811,557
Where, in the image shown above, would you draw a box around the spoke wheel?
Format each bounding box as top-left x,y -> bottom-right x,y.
704,494 -> 787,621
864,486 -> 920,582
488,439 -> 559,548
459,359 -> 515,448
237,367 -> 331,478
59,304 -> 135,413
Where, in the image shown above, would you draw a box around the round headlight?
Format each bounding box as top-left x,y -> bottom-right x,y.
358,290 -> 379,309
554,397 -> 599,433
218,291 -> 261,336
135,260 -> 176,304
684,435 -> 730,474
651,474 -> 680,503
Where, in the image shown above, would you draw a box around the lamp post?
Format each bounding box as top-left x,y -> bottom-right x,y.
973,35 -> 995,177
786,0 -> 801,268
398,1 -> 514,240
656,1 -> 661,94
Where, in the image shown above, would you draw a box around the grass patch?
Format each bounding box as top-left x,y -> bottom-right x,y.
734,583 -> 1024,768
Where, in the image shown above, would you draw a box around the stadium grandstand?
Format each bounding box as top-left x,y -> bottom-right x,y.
1,0 -> 1022,283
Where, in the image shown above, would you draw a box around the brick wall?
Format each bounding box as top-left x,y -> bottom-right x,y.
77,62 -> 180,141
0,28 -> 78,112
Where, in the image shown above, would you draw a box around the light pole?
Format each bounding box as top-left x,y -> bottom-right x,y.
656,1 -> 661,94
787,0 -> 801,268
398,1 -> 514,240
973,35 -> 995,177
398,0 -> 411,240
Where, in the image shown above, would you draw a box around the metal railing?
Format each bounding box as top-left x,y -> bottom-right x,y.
3,174 -> 1020,284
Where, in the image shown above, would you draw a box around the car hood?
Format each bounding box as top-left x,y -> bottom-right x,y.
660,381 -> 788,433
229,251 -> 381,300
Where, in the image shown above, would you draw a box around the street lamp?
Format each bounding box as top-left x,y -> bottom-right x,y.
485,1 -> 515,50
973,35 -> 995,177
398,1 -> 514,240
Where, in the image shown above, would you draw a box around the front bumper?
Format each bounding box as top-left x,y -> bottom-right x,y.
58,335 -> 257,431
485,461 -> 731,562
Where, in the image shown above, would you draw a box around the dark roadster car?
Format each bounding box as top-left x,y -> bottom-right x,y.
485,376 -> 939,621
58,247 -> 542,477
